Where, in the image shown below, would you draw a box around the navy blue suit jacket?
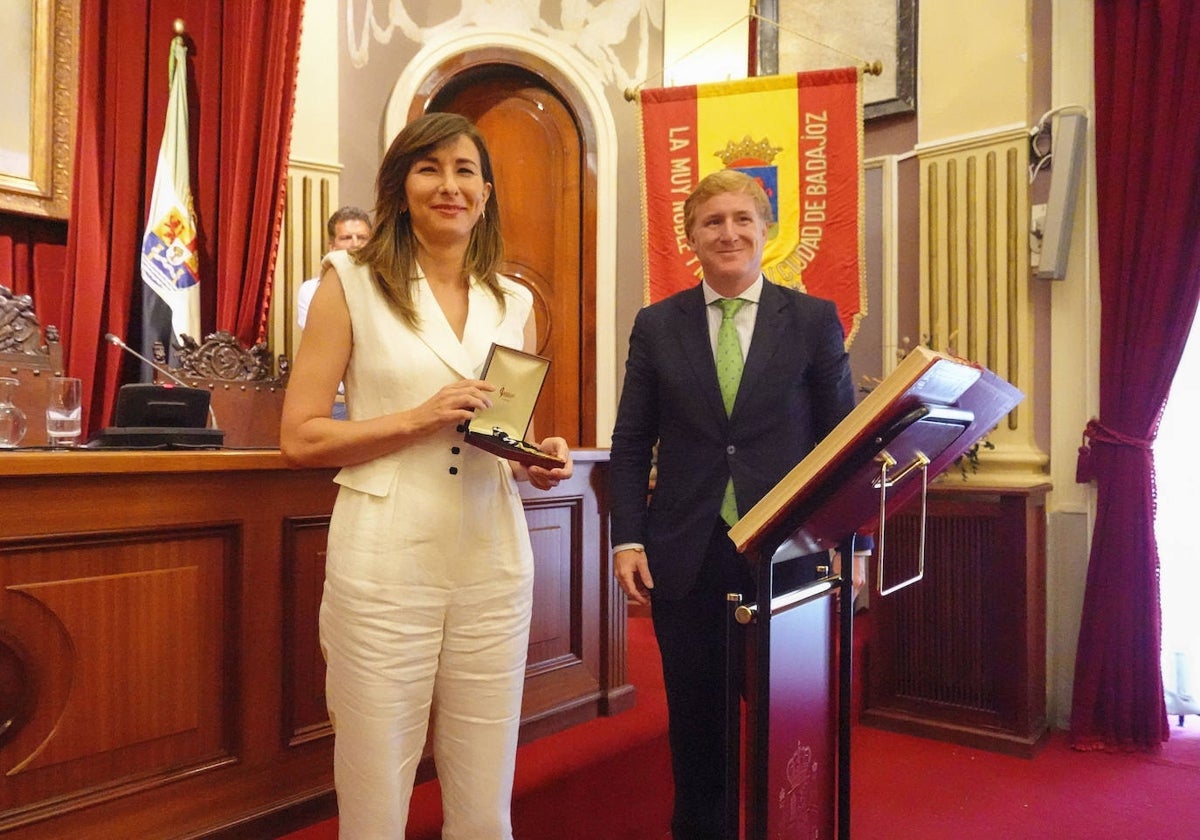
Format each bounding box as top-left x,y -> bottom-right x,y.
609,279 -> 858,600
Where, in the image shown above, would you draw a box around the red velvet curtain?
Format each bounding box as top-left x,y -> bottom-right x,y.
62,0 -> 302,433
0,217 -> 67,325
1071,0 -> 1200,751
208,3 -> 303,343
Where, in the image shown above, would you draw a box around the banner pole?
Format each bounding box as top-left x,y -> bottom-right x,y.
747,1 -> 758,77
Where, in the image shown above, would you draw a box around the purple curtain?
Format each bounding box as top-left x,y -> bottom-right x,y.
1072,0 -> 1200,750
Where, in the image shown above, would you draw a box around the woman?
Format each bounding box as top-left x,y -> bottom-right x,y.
281,111 -> 573,839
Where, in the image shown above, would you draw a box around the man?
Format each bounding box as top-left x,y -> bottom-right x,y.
610,169 -> 868,840
296,205 -> 371,420
295,205 -> 372,330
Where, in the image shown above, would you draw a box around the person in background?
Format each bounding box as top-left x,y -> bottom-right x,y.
609,169 -> 869,840
280,112 -> 572,840
296,205 -> 372,331
296,206 -> 371,420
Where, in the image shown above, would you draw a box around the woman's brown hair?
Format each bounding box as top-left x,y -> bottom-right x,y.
353,112 -> 506,327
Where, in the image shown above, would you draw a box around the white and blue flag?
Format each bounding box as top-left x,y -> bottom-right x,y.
140,33 -> 199,364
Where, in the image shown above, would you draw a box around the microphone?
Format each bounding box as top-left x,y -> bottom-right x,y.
105,333 -> 219,429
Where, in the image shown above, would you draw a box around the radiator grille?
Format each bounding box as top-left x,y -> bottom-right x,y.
887,511 -> 996,714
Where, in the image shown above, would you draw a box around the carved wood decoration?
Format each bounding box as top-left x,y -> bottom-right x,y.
154,330 -> 288,385
153,331 -> 289,449
0,287 -> 57,361
0,285 -> 64,446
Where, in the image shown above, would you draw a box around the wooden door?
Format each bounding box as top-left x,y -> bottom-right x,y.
431,67 -> 591,447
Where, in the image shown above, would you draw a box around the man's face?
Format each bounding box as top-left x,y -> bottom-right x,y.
685,190 -> 767,294
329,219 -> 371,251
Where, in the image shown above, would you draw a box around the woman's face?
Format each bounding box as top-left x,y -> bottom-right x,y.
404,134 -> 493,248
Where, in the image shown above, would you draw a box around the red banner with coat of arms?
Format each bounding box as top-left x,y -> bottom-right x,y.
638,69 -> 865,345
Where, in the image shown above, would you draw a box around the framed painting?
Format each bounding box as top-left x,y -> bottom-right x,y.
0,0 -> 79,219
756,0 -> 916,120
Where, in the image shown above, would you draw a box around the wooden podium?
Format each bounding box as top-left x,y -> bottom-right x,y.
723,347 -> 1023,839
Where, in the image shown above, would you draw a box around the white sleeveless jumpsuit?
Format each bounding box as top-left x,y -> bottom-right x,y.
319,250 -> 534,839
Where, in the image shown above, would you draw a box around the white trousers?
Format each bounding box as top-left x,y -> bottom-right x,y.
321,570 -> 533,839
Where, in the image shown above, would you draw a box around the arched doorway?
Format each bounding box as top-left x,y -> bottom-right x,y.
412,55 -> 598,447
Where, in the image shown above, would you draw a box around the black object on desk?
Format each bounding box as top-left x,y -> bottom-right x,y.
87,383 -> 225,449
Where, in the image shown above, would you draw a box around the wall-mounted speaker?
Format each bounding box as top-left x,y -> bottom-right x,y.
1035,112 -> 1088,280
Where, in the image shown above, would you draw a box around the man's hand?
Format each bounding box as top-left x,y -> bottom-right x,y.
851,551 -> 868,600
833,550 -> 870,602
615,548 -> 654,607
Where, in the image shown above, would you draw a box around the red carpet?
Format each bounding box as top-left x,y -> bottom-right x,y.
280,614 -> 1200,840
281,616 -> 672,840
852,725 -> 1200,840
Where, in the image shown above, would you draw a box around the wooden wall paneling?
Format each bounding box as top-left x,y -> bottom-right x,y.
519,457 -> 600,742
282,516 -> 334,747
0,452 -> 340,839
0,526 -> 236,818
0,449 -> 621,838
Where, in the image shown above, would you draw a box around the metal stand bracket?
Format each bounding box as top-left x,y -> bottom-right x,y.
873,450 -> 931,596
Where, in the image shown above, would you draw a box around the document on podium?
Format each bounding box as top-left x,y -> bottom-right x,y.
729,345 -> 1023,557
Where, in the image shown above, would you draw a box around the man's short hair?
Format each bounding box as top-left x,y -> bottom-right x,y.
327,205 -> 371,239
682,170 -> 774,236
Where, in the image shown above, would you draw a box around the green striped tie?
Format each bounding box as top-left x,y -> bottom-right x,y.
715,298 -> 746,526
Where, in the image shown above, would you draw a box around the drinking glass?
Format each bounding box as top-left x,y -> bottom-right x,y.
46,376 -> 83,447
0,377 -> 26,447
